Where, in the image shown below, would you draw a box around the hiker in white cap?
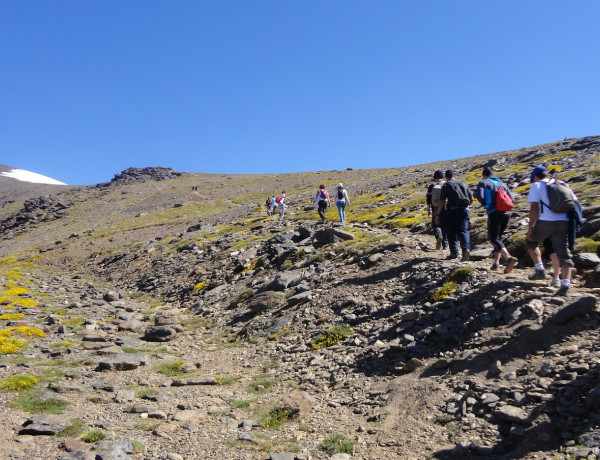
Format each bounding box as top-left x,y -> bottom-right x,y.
335,183 -> 350,223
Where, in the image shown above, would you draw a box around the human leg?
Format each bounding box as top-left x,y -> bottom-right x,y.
337,201 -> 346,223
443,209 -> 459,257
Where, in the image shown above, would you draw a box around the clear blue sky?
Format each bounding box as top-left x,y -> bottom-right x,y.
2,1 -> 599,185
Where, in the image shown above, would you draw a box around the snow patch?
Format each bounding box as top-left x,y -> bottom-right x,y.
0,168 -> 67,185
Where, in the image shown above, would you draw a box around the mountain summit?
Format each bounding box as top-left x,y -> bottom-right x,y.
0,165 -> 67,185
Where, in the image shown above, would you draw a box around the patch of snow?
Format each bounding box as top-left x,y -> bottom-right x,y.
0,169 -> 68,185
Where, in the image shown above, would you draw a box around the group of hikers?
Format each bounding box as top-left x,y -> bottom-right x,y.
427,165 -> 580,296
261,164 -> 579,296
264,183 -> 351,223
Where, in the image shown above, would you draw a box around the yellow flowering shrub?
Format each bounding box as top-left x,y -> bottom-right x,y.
0,337 -> 26,355
0,326 -> 46,338
193,282 -> 206,291
0,313 -> 26,321
0,374 -> 38,391
309,324 -> 353,350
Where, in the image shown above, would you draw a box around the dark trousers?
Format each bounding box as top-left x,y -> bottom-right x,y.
432,209 -> 448,248
487,211 -> 510,253
443,207 -> 470,256
318,200 -> 328,221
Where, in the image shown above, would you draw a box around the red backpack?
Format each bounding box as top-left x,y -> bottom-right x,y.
495,188 -> 514,212
275,195 -> 282,204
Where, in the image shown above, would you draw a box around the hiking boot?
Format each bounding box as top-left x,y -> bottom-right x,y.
490,263 -> 499,271
554,284 -> 570,297
435,237 -> 442,250
446,253 -> 459,260
550,278 -> 560,287
504,257 -> 517,274
528,269 -> 548,280
461,251 -> 470,261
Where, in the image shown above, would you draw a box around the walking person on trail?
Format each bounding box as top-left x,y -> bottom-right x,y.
265,197 -> 272,215
314,185 -> 330,223
475,167 -> 517,273
271,196 -> 277,215
276,192 -> 287,221
335,183 -> 350,223
426,170 -> 448,251
526,165 -> 578,296
435,170 -> 473,261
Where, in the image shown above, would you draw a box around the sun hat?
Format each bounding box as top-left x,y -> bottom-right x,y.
530,165 -> 549,181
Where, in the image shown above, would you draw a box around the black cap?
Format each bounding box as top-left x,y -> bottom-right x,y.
433,170 -> 443,180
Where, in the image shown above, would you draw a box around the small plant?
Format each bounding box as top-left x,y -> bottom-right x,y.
193,281 -> 207,291
81,429 -> 107,443
11,394 -> 68,414
246,377 -> 274,394
267,328 -> 289,341
309,324 -> 354,350
447,267 -> 474,283
230,288 -> 254,307
155,360 -> 186,376
320,432 -> 355,455
132,440 -> 146,453
56,418 -> 85,437
261,407 -> 292,429
430,281 -> 457,302
229,398 -> 252,409
121,346 -> 141,353
0,313 -> 25,321
0,374 -> 38,391
263,360 -> 280,371
432,414 -> 453,426
135,388 -> 157,399
214,374 -> 239,385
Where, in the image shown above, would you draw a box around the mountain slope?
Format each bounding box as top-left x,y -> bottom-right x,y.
0,136 -> 599,459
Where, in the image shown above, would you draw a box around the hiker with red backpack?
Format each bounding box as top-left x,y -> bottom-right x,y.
476,167 -> 517,273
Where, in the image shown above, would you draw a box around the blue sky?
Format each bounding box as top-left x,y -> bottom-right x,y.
1,1 -> 599,185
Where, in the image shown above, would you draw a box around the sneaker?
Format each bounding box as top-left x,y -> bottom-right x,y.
528,269 -> 548,280
554,284 -> 570,296
504,257 -> 517,274
490,263 -> 499,271
550,278 -> 560,287
461,251 -> 470,261
436,237 -> 442,250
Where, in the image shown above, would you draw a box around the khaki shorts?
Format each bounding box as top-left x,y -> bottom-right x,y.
526,220 -> 573,267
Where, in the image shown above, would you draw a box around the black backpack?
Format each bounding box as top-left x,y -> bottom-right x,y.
446,181 -> 470,208
337,189 -> 344,200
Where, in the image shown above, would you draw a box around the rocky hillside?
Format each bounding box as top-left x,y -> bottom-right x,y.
0,136 -> 599,460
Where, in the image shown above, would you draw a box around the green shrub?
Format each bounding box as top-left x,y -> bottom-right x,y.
309,324 -> 354,350
320,433 -> 355,455
81,429 -> 107,443
0,374 -> 38,391
430,281 -> 457,302
155,360 -> 186,376
246,377 -> 274,394
575,238 -> 600,254
261,407 -> 292,429
447,267 -> 474,283
11,394 -> 68,414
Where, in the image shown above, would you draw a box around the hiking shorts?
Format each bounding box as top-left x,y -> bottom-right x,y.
526,220 -> 573,267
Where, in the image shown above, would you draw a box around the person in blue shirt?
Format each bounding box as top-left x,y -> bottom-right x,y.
475,167 -> 517,273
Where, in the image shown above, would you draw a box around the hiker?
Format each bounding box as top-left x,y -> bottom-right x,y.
426,170 -> 448,250
526,165 -> 578,296
475,167 -> 517,273
435,170 -> 473,261
276,192 -> 287,221
314,185 -> 330,223
271,196 -> 277,215
265,197 -> 272,215
335,183 -> 350,223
